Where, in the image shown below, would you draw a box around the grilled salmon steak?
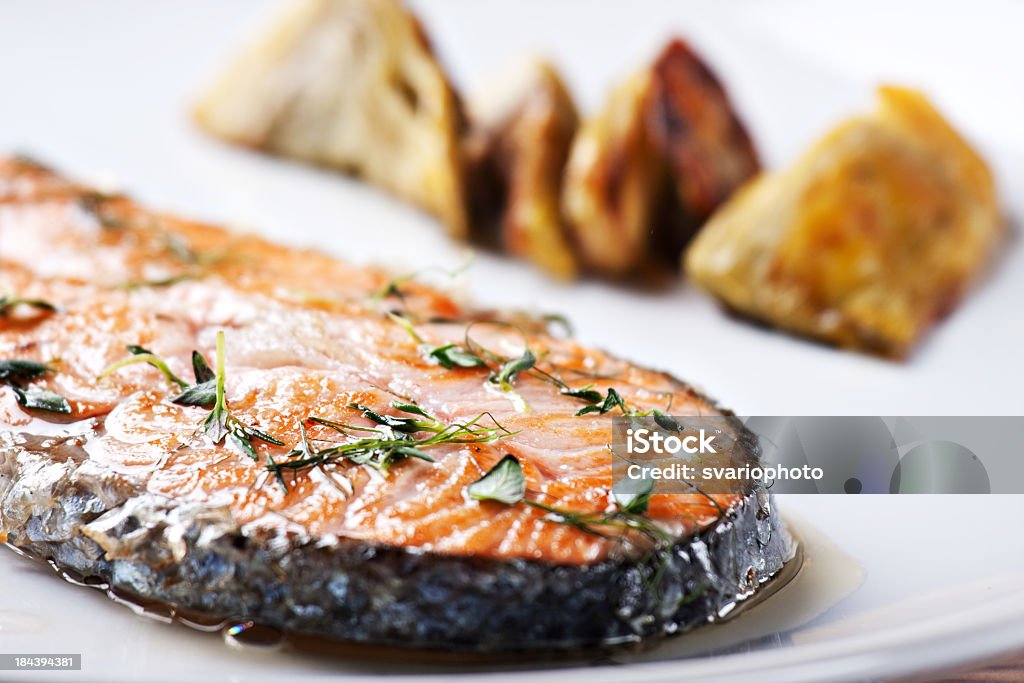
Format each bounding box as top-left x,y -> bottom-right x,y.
0,157 -> 792,650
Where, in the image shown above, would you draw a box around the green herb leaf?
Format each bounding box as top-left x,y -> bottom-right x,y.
377,280 -> 406,302
0,359 -> 50,383
542,313 -> 574,338
1,359 -> 71,414
117,272 -> 197,290
349,402 -> 423,434
12,384 -> 72,414
614,477 -> 655,515
0,296 -> 57,316
560,384 -> 603,404
203,401 -> 229,444
427,344 -> 487,370
104,333 -> 283,456
651,410 -> 680,432
268,410 -> 512,482
492,349 -> 536,390
287,416 -> 435,473
163,233 -> 199,264
390,402 -> 432,418
171,380 -> 216,407
99,345 -> 190,389
228,420 -> 280,460
246,424 -> 284,447
78,192 -> 126,230
575,388 -> 627,416
467,454 -> 526,505
190,350 -> 215,384
195,331 -> 283,458
462,457 -> 672,577
266,452 -> 288,493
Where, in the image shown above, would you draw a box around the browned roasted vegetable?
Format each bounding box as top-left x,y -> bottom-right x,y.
646,39 -> 760,253
195,16 -> 758,283
193,0 -> 469,235
464,59 -> 580,279
685,86 -> 1003,357
561,70 -> 670,278
563,39 -> 758,279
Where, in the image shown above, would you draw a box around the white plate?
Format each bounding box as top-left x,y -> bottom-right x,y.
4,498 -> 1024,683
1,1 -> 1023,681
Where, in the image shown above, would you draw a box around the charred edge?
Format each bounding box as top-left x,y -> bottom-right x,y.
645,38 -> 760,224
0,429 -> 792,652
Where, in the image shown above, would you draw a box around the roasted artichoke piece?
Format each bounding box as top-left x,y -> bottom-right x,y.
562,69 -> 670,278
563,39 -> 758,278
685,86 -> 1002,357
646,39 -> 760,249
465,59 -> 580,279
193,0 -> 469,235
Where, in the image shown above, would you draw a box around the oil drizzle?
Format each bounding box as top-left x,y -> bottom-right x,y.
2,511 -> 860,670
223,621 -> 285,650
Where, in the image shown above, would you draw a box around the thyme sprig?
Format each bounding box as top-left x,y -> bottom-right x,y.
0,295 -> 57,317
458,320 -> 660,417
267,402 -> 514,491
492,350 -> 536,392
100,344 -> 190,389
100,332 -> 283,458
0,359 -> 72,413
468,454 -> 672,571
567,386 -> 627,416
388,315 -> 535,410
198,332 -> 284,458
427,344 -> 487,369
387,311 -> 425,344
169,350 -> 217,406
372,256 -> 475,307
389,316 -> 672,418
459,321 -> 653,417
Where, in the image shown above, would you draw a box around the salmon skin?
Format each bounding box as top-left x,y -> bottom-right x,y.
0,157 -> 793,651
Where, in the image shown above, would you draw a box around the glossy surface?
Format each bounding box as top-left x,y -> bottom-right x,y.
685,87 -> 1002,357
0,158 -> 737,564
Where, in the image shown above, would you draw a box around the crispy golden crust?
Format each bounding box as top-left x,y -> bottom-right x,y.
685,86 -> 1003,357
464,60 -> 580,279
193,0 -> 468,235
646,39 -> 760,242
195,17 -> 759,285
562,70 -> 670,278
562,39 -> 758,279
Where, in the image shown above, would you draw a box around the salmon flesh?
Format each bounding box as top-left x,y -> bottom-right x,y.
0,157 -> 793,650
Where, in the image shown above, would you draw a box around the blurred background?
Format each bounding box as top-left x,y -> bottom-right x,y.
1,0 -> 1021,412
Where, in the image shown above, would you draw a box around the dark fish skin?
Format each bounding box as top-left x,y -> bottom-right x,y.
1,430 -> 792,651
